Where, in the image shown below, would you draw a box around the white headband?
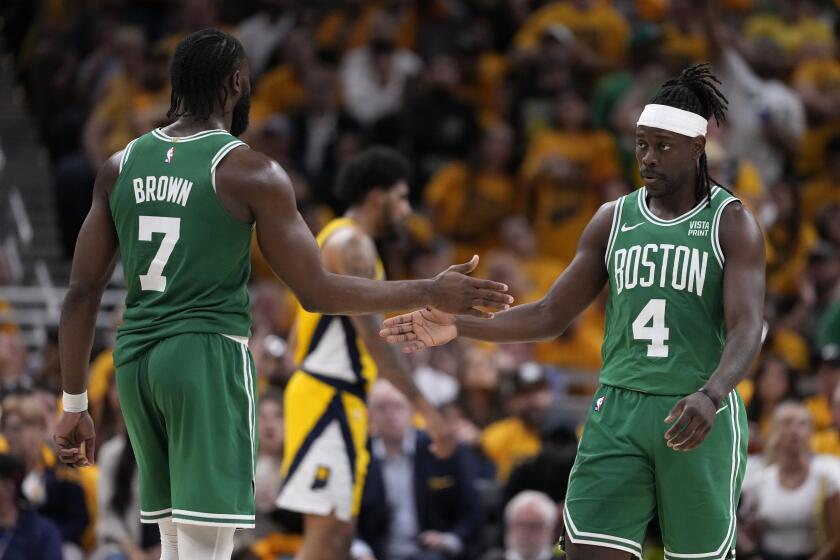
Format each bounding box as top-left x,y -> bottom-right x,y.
637,104 -> 708,137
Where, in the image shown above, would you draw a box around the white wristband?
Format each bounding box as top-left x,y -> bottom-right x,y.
63,391 -> 88,413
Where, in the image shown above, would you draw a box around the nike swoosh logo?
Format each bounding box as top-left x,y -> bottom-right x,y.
621,222 -> 645,232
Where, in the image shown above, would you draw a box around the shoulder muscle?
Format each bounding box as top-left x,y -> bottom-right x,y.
322,228 -> 378,279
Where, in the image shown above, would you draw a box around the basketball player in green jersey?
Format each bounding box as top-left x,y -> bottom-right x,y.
381,64 -> 766,559
52,29 -> 511,559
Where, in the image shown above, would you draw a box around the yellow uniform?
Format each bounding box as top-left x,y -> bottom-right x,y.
277,218 -> 383,522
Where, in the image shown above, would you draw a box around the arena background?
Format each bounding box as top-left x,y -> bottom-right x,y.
0,0 -> 839,559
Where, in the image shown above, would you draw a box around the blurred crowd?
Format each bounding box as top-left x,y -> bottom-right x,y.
2,0 -> 840,558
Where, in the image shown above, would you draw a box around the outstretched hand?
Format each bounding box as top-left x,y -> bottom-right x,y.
54,411 -> 96,467
380,308 -> 457,353
429,255 -> 512,317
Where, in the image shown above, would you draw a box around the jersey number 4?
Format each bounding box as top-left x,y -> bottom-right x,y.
632,298 -> 670,358
138,216 -> 180,292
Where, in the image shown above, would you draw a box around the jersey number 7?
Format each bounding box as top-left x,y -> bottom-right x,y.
138,216 -> 181,292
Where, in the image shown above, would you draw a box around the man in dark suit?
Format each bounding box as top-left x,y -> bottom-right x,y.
355,381 -> 483,560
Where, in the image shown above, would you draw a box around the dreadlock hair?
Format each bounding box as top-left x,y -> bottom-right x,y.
648,63 -> 729,207
168,29 -> 245,121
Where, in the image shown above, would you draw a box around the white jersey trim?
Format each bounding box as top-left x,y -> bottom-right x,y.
210,140 -> 247,192
605,197 -> 625,268
563,507 -> 643,556
663,391 -> 741,558
119,138 -> 140,174
151,128 -> 228,142
711,196 -> 740,268
638,186 -> 719,226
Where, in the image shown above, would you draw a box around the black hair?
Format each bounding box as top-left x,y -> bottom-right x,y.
168,29 -> 245,121
333,147 -> 410,207
648,63 -> 729,206
825,134 -> 840,159
746,354 -> 799,425
0,454 -> 27,504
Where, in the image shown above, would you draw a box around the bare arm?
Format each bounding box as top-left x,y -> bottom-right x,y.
217,150 -> 511,316
665,202 -> 765,451
60,153 -> 120,394
701,203 -> 766,405
324,230 -> 454,456
323,231 -> 425,404
452,202 -> 613,342
55,151 -> 121,465
380,202 -> 614,351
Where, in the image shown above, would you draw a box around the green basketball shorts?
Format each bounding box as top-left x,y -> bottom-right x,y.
563,384 -> 747,559
115,332 -> 257,528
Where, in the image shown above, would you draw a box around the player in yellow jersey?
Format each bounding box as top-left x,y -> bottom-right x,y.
277,148 -> 461,560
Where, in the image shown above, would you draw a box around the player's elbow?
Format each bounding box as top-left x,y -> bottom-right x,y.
65,279 -> 106,306
296,283 -> 339,315
534,298 -> 567,340
297,292 -> 324,314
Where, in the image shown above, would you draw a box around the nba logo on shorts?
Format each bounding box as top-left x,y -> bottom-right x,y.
165,147 -> 175,163
595,396 -> 605,412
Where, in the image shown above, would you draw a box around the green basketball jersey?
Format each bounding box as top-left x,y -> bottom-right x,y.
110,128 -> 252,367
600,186 -> 740,395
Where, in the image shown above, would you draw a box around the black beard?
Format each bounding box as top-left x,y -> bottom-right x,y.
230,92 -> 251,137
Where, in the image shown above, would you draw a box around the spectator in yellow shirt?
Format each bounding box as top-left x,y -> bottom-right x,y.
527,157 -> 601,265
661,0 -> 710,69
743,1 -> 834,64
520,89 -> 620,263
521,88 -> 622,186
315,0 -> 418,56
453,30 -> 509,127
792,51 -> 840,175
249,29 -> 316,123
425,125 -> 517,263
481,363 -> 553,482
813,383 -> 840,457
765,180 -> 818,298
496,216 -> 567,299
515,0 -> 630,68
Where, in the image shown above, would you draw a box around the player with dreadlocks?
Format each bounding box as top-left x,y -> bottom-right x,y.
380,63 -> 766,559
53,28 -> 511,560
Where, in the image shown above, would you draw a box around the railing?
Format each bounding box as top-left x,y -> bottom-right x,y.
0,286 -> 126,350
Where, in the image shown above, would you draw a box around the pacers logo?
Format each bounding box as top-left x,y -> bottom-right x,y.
594,396 -> 606,412
165,146 -> 175,163
311,465 -> 331,490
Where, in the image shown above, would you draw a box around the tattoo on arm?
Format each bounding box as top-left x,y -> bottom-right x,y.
333,232 -> 424,404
